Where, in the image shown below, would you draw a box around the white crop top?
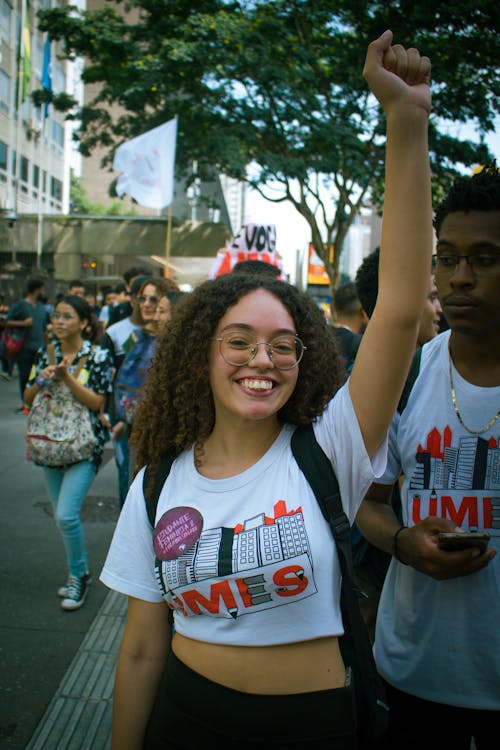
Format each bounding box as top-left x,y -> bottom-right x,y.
100,382 -> 387,646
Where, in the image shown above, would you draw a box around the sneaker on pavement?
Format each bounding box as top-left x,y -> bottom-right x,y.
58,571 -> 92,598
60,574 -> 90,611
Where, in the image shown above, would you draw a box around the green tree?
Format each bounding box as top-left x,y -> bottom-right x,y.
37,1 -> 498,291
69,170 -> 138,216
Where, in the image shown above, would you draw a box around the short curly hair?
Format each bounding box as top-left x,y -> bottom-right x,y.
433,161 -> 500,237
131,274 -> 343,476
355,247 -> 380,319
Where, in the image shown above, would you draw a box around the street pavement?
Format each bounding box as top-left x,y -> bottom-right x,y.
0,372 -> 121,750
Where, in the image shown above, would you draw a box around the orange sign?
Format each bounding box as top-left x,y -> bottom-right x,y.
307,243 -> 333,285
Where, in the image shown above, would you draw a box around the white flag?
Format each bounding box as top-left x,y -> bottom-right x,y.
113,117 -> 177,209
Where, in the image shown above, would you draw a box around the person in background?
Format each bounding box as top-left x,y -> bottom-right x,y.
113,278 -> 183,489
5,278 -> 49,413
24,295 -> 114,611
107,266 -> 150,326
0,293 -> 13,380
331,281 -> 369,375
98,286 -> 117,331
114,282 -> 130,307
100,276 -> 150,508
68,280 -> 86,298
85,291 -> 101,316
153,291 -> 176,333
100,30 -> 433,749
110,277 -> 178,479
356,162 -> 500,749
356,247 -> 443,348
352,247 -> 443,639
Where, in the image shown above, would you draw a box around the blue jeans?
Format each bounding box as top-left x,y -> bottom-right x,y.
43,460 -> 97,577
114,432 -> 131,509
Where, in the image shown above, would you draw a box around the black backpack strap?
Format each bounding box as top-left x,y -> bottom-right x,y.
143,451 -> 178,527
397,346 -> 422,414
291,423 -> 388,746
291,423 -> 354,581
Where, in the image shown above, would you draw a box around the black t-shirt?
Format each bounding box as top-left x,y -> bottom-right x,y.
107,301 -> 132,327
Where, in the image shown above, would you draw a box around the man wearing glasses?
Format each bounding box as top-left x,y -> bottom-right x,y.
356,163 -> 500,749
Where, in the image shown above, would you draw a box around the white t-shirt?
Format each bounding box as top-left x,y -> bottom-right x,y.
100,382 -> 387,646
375,330 -> 500,710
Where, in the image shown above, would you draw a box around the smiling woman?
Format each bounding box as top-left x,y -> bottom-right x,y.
99,30 -> 434,750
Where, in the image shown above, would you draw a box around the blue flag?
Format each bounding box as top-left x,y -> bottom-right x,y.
41,34 -> 52,117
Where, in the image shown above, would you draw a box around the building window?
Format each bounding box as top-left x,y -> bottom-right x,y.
33,163 -> 39,188
0,69 -> 10,113
50,176 -> 62,201
20,155 -> 29,183
53,62 -> 65,95
0,140 -> 7,171
51,121 -> 64,154
0,0 -> 10,41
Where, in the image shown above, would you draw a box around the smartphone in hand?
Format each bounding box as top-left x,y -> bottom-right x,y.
438,531 -> 491,553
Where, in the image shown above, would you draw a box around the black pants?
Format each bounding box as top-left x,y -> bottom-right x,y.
16,347 -> 37,402
144,651 -> 357,749
384,679 -> 499,750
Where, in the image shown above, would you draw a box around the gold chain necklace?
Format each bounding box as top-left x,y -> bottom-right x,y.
448,351 -> 500,435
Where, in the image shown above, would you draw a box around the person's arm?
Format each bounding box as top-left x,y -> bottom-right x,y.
6,301 -> 32,328
356,483 -> 496,579
349,31 -> 433,458
6,316 -> 32,328
23,350 -> 48,407
111,597 -> 171,750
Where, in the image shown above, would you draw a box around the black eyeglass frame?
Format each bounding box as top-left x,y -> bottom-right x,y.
432,253 -> 500,275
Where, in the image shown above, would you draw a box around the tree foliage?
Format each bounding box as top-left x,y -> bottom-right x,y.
69,170 -> 138,216
38,0 -> 499,288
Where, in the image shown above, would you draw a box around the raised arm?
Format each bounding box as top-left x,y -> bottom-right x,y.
349,30 -> 432,457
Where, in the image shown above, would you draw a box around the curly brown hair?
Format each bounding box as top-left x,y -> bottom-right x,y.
131,274 -> 343,477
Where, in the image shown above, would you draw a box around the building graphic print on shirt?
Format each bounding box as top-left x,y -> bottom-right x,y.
406,425 -> 500,533
153,499 -> 317,619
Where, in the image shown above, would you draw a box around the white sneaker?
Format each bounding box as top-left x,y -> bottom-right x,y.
60,574 -> 91,611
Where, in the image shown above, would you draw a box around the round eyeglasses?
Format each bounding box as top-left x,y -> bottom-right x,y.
210,332 -> 306,370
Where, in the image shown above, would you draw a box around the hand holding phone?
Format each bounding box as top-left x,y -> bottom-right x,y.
438,531 -> 491,554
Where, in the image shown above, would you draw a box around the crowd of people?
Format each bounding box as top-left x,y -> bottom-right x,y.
1,28 -> 498,750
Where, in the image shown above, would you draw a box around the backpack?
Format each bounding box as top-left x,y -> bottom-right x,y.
142,425 -> 390,749
0,328 -> 25,359
25,344 -> 97,468
114,330 -> 157,425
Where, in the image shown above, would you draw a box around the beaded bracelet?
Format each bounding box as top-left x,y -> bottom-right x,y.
35,375 -> 47,388
393,525 -> 409,565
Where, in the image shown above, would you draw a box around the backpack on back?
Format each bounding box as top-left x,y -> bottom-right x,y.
114,330 -> 157,425
26,344 -> 97,467
142,424 -> 389,749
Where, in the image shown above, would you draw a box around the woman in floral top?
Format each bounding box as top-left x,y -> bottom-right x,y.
24,295 -> 113,611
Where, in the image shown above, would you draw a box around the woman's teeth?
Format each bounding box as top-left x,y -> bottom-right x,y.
240,378 -> 273,391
